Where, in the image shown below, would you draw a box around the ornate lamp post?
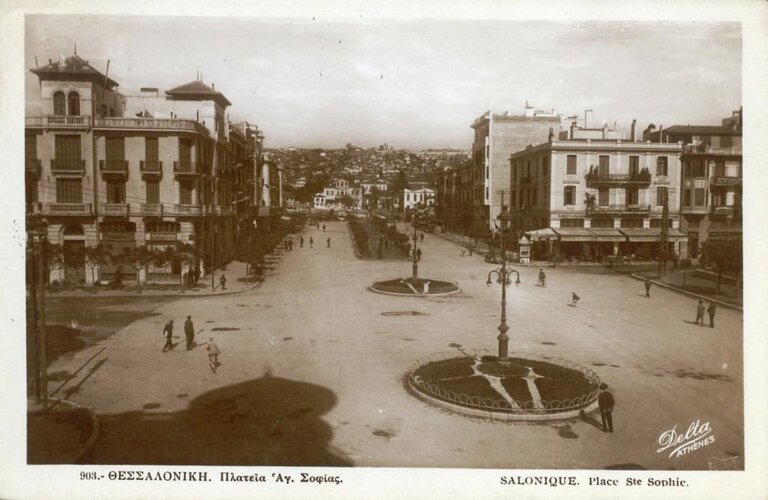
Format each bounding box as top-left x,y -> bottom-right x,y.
486,206 -> 520,360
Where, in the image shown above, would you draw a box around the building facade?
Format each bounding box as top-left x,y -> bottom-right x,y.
25,53 -> 273,285
313,178 -> 362,211
508,127 -> 687,261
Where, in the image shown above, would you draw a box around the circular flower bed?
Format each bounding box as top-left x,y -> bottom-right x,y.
408,351 -> 601,420
370,277 -> 460,296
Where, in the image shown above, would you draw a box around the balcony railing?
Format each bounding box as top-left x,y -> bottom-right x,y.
592,204 -> 651,213
100,202 -> 129,217
140,161 -> 163,174
43,203 -> 93,216
99,160 -> 129,174
586,171 -> 652,185
710,176 -> 742,187
174,204 -> 205,216
25,159 -> 42,177
173,161 -> 207,175
683,144 -> 741,156
215,206 -> 235,216
147,232 -> 178,242
141,203 -> 163,217
51,159 -> 86,174
711,205 -> 737,215
38,115 -> 91,128
94,117 -> 209,136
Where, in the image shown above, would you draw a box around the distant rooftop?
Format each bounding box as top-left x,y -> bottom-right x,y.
166,79 -> 232,107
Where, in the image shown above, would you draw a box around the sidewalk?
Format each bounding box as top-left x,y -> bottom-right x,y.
44,249 -> 288,299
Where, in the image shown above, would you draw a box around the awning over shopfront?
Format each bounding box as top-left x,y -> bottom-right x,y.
525,227 -> 557,241
589,228 -> 625,242
618,228 -> 688,242
552,228 -> 595,242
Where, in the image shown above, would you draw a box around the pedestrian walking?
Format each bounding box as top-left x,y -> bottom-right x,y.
184,315 -> 196,350
192,268 -> 199,285
162,320 -> 174,352
327,237 -> 331,248
707,301 -> 717,328
300,236 -> 304,248
309,237 -> 314,248
219,274 -> 227,291
207,336 -> 221,373
644,278 -> 652,298
598,383 -> 615,433
538,269 -> 546,287
571,292 -> 580,307
322,224 -> 326,232
695,299 -> 706,326
416,247 -> 422,261
420,233 -> 424,242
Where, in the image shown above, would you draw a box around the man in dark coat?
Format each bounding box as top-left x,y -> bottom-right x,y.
644,278 -> 652,298
162,320 -> 174,352
184,315 -> 195,350
598,383 -> 615,433
695,299 -> 706,326
707,301 -> 717,328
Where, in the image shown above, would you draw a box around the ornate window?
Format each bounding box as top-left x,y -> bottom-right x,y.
67,91 -> 80,116
53,91 -> 66,115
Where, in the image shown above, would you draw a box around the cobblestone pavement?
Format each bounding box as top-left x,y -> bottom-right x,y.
46,221 -> 743,469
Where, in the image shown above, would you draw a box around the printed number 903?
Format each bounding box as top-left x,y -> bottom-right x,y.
80,472 -> 99,480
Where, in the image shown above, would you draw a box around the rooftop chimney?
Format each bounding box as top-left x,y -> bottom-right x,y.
658,125 -> 664,143
631,119 -> 637,141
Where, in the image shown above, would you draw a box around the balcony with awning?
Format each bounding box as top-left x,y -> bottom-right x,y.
51,159 -> 86,175
585,170 -> 651,187
618,228 -> 687,242
100,160 -> 129,178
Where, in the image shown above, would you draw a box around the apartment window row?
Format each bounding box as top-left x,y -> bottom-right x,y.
562,187 -> 666,206
683,188 -> 708,207
565,154 -> 668,175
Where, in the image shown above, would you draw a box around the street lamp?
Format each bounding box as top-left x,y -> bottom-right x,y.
411,214 -> 419,279
486,205 -> 521,360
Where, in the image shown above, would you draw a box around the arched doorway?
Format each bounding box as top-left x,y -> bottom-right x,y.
61,225 -> 85,285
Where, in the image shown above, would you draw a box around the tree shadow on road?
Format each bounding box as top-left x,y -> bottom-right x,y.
79,375 -> 353,466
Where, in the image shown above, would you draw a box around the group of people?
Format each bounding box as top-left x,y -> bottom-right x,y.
296,235 -> 332,249
185,268 -> 200,288
162,316 -> 221,373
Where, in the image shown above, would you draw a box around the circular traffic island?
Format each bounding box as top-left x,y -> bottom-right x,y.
369,277 -> 460,296
407,352 -> 601,421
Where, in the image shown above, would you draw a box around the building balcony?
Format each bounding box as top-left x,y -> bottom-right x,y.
585,170 -> 651,186
94,117 -> 209,136
140,161 -> 163,175
173,204 -> 205,217
681,205 -> 709,215
146,232 -> 179,242
711,205 -> 737,216
683,144 -> 741,156
26,202 -> 42,215
710,176 -> 742,188
591,204 -> 651,214
173,161 -> 207,176
42,202 -> 93,216
25,159 -> 42,178
27,115 -> 92,129
140,203 -> 163,217
100,202 -> 130,217
215,206 -> 235,216
51,159 -> 86,175
99,160 -> 129,177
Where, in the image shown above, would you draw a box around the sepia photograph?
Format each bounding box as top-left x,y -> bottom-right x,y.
2,1 -> 767,498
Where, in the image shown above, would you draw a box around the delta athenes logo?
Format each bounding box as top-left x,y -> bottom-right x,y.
657,419 -> 716,458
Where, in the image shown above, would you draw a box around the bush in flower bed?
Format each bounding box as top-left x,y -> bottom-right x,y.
412,355 -> 598,411
371,277 -> 459,294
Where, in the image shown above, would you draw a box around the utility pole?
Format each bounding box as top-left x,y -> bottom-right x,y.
26,236 -> 39,400
210,175 -> 216,290
658,187 -> 669,279
36,233 -> 47,409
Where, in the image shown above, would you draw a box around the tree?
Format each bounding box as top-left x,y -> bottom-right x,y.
337,194 -> 357,208
84,244 -> 112,285
392,169 -> 408,209
699,238 -> 742,295
117,245 -> 156,286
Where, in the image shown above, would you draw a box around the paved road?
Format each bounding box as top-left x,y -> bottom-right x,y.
48,221 -> 743,469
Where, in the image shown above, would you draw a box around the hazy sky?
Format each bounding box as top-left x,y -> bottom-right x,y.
25,16 -> 741,149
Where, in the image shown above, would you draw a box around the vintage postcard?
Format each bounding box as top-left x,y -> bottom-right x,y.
1,0 -> 766,499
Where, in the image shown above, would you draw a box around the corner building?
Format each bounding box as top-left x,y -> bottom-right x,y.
508,125 -> 687,261
25,53 -> 269,284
